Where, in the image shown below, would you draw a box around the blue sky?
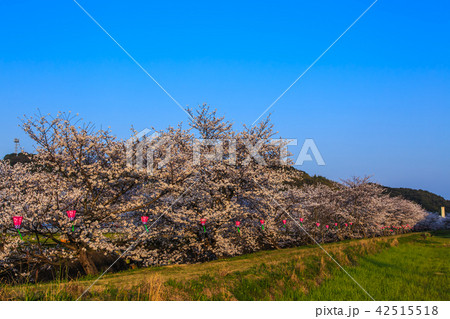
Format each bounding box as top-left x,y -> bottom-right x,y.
1,0 -> 449,198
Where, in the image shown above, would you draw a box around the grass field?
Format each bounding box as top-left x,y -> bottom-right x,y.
303,231 -> 449,301
1,231 -> 448,301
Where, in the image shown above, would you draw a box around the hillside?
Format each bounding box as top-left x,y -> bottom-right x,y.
383,186 -> 449,213
2,231 -> 448,301
284,167 -> 449,214
3,152 -> 32,166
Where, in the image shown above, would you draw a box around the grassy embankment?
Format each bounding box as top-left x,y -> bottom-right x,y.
1,231 -> 448,300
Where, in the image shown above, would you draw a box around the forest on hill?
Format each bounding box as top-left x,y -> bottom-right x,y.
277,166 -> 448,214
382,186 -> 449,214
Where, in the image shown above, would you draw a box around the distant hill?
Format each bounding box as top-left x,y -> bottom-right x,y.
3,153 -> 33,166
284,167 -> 448,214
382,186 -> 449,213
282,166 -> 337,189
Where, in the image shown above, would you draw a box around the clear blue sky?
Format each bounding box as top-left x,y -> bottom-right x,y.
1,0 -> 449,198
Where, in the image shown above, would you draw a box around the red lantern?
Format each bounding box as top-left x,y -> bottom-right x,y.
13,216 -> 23,240
282,220 -> 287,228
299,218 -> 304,226
259,219 -> 265,230
13,216 -> 22,229
66,210 -> 76,221
316,222 -> 320,227
345,223 -> 348,227
235,221 -> 241,233
141,216 -> 149,232
325,225 -> 329,230
66,210 -> 76,231
200,218 -> 207,233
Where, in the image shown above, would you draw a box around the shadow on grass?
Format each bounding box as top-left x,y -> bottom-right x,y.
432,230 -> 450,238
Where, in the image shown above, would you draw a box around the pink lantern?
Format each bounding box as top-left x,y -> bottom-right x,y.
13,216 -> 23,229
259,219 -> 265,230
66,210 -> 77,232
334,222 -> 338,230
316,222 -> 320,227
325,225 -> 329,230
141,216 -> 149,232
345,223 -> 348,227
66,210 -> 76,221
13,216 -> 23,240
235,221 -> 241,233
200,218 -> 207,233
282,220 -> 287,228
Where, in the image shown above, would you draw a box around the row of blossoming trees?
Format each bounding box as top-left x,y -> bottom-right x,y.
0,105 -> 427,281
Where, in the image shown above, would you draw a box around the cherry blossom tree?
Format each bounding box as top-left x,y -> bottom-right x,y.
0,112 -> 194,277
0,106 -> 429,282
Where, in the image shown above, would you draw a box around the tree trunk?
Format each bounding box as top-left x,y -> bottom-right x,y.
79,249 -> 98,275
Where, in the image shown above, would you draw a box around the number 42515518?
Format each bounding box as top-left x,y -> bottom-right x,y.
376,306 -> 438,316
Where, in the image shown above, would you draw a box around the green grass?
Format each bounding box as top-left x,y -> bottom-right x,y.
1,231 -> 448,300
302,232 -> 449,300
